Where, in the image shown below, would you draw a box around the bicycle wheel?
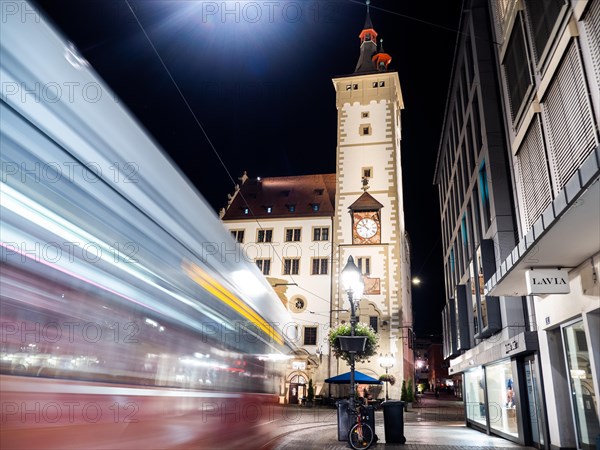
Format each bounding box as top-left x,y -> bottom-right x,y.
348,422 -> 374,449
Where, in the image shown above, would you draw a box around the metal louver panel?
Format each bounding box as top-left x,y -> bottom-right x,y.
583,0 -> 600,89
542,40 -> 599,193
516,116 -> 553,231
492,0 -> 518,44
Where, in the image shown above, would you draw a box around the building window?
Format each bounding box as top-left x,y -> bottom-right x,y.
303,327 -> 317,345
231,230 -> 244,243
314,189 -> 324,195
361,112 -> 370,118
379,81 -> 385,87
362,167 -> 373,179
311,258 -> 328,275
478,162 -> 492,229
291,296 -> 306,313
346,84 -> 352,91
285,228 -> 301,242
287,204 -> 296,213
360,125 -> 372,136
313,227 -> 329,241
372,81 -> 378,88
243,207 -> 249,215
257,229 -> 273,243
524,0 -> 566,63
266,206 -> 273,214
255,259 -> 271,275
357,257 -> 371,275
503,14 -> 533,120
369,316 -> 378,333
353,84 -> 358,90
311,203 -> 320,212
283,258 -> 300,275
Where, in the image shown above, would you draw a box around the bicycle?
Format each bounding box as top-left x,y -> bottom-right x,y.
347,401 -> 375,449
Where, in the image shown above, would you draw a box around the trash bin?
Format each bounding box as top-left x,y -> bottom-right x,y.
382,400 -> 406,444
361,405 -> 376,434
336,400 -> 352,441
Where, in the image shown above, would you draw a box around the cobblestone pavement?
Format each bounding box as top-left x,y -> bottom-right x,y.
264,393 -> 536,450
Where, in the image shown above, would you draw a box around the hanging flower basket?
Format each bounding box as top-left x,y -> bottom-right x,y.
379,374 -> 396,386
328,322 -> 379,364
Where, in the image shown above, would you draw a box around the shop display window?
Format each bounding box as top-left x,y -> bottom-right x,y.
486,360 -> 519,437
464,367 -> 487,426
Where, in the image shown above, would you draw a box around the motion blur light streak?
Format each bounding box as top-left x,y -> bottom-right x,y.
1,3 -> 295,448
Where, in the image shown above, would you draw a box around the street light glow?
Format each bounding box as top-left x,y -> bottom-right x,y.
412,277 -> 421,285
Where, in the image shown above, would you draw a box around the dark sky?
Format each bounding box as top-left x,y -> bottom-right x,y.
34,0 -> 462,336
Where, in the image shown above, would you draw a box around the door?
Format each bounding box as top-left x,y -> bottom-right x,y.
562,320 -> 600,450
524,355 -> 547,448
289,383 -> 299,404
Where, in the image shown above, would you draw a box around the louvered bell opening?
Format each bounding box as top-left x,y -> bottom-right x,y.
542,40 -> 599,195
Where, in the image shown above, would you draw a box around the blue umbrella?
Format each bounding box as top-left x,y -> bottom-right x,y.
325,370 -> 382,384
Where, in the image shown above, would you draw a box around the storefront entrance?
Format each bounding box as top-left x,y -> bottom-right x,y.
562,320 -> 600,450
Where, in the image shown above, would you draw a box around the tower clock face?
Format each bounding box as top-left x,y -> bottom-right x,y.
356,218 -> 378,238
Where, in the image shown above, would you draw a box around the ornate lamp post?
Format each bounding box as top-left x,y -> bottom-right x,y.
340,256 -> 364,405
378,353 -> 395,400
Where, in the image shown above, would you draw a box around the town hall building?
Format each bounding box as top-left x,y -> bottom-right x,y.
220,6 -> 414,403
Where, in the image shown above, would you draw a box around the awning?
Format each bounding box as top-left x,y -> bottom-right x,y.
325,371 -> 382,384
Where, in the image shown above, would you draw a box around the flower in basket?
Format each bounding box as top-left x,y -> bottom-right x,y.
379,374 -> 396,386
328,322 -> 379,364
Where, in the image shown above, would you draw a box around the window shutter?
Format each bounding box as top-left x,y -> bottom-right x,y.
516,115 -> 553,231
583,0 -> 600,90
542,40 -> 599,194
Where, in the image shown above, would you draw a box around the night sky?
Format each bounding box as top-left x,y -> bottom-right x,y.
34,0 -> 463,336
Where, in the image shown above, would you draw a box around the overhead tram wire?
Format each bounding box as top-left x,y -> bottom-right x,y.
123,0 -> 332,307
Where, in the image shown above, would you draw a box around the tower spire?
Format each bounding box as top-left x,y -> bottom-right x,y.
354,0 -> 378,73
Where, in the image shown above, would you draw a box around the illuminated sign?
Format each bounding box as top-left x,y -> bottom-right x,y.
526,269 -> 570,295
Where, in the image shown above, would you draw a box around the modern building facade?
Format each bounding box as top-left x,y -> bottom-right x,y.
220,8 -> 413,402
485,1 -> 600,449
437,0 -> 600,449
435,0 -> 539,446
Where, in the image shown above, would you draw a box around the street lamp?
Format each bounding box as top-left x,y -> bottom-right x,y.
341,256 -> 364,405
378,353 -> 395,401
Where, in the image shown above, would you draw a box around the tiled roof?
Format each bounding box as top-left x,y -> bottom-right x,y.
222,174 -> 336,220
348,191 -> 384,211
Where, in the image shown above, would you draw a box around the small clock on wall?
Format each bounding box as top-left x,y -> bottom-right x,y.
349,191 -> 383,245
352,211 -> 381,244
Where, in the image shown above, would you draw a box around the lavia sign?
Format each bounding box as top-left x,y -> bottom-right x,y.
526,269 -> 570,295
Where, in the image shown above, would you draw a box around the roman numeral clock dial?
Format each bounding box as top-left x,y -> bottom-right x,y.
356,218 -> 378,238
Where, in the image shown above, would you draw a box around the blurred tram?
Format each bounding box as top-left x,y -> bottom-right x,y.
0,2 -> 295,448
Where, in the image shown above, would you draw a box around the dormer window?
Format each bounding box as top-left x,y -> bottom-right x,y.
266,206 -> 273,214
243,207 -> 249,215
311,203 -> 320,212
288,204 -> 296,213
314,189 -> 324,195
281,190 -> 291,197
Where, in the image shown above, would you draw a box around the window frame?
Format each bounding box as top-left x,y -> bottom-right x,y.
257,229 -> 273,243
284,228 -> 302,242
231,229 -> 245,243
255,258 -> 271,275
312,226 -> 330,242
303,326 -> 318,346
311,257 -> 329,275
283,258 -> 300,275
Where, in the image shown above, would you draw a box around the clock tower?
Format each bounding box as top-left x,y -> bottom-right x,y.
331,1 -> 413,388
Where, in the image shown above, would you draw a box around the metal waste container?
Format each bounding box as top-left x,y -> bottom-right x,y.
361,405 -> 376,434
382,400 -> 406,444
336,400 -> 352,441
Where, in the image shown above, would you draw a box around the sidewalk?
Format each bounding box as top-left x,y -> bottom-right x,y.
266,393 -> 536,450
